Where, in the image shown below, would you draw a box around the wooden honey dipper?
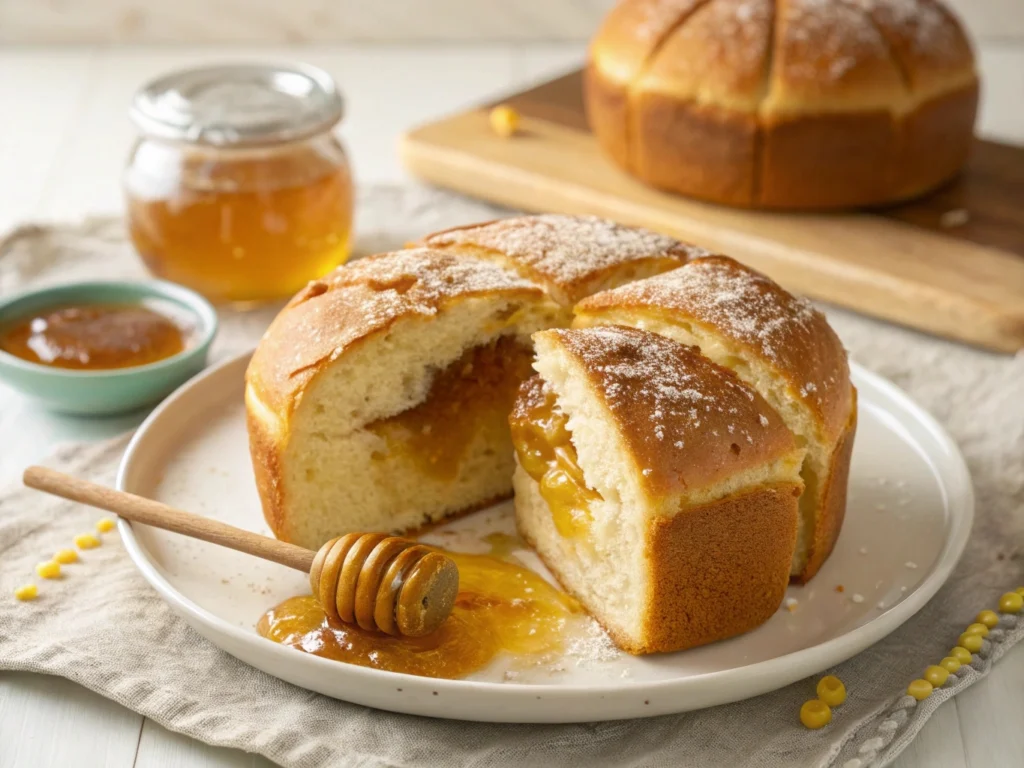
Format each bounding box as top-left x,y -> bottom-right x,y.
22,466 -> 459,637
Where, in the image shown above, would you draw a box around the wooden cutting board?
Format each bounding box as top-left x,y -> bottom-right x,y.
400,70 -> 1024,353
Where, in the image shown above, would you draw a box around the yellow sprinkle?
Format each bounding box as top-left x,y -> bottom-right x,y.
939,656 -> 961,673
36,560 -> 61,579
96,517 -> 116,533
907,679 -> 933,701
799,699 -> 832,729
958,632 -> 984,653
14,584 -> 38,601
950,646 -> 973,665
75,533 -> 101,550
816,675 -> 847,707
54,548 -> 78,564
975,609 -> 999,629
998,591 -> 1023,614
924,665 -> 950,687
964,622 -> 989,638
489,105 -> 520,138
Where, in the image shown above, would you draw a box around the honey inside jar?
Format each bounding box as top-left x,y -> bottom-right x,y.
0,303 -> 187,370
368,337 -> 536,481
126,140 -> 352,304
258,549 -> 583,679
509,379 -> 601,538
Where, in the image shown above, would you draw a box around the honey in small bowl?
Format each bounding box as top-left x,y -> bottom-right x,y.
0,302 -> 189,370
0,280 -> 216,415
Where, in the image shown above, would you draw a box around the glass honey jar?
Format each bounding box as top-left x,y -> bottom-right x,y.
124,63 -> 353,304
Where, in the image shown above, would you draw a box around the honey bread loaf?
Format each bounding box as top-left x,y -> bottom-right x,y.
246,215 -> 855,652
510,326 -> 805,653
585,0 -> 978,209
574,256 -> 856,582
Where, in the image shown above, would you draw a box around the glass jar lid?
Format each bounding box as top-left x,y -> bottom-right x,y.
130,62 -> 343,147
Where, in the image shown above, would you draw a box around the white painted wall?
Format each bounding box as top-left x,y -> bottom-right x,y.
0,0 -> 1019,44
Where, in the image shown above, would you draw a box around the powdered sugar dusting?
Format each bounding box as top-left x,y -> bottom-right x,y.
563,618 -> 622,665
328,248 -> 537,303
425,215 -> 703,301
779,0 -> 891,83
777,0 -> 971,87
255,248 -> 543,399
631,0 -> 705,43
667,0 -> 773,82
849,0 -> 972,75
304,249 -> 540,360
620,258 -> 818,360
579,257 -> 848,425
551,325 -> 791,491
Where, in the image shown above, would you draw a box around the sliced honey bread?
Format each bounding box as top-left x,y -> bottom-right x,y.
246,248 -> 562,549
510,326 -> 806,653
574,256 -> 855,582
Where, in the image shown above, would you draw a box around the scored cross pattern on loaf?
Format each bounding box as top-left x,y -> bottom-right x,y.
586,0 -> 977,208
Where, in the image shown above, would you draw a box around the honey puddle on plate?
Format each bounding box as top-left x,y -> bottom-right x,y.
258,545 -> 585,679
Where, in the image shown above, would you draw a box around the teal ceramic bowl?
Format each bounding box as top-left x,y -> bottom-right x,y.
0,280 -> 217,415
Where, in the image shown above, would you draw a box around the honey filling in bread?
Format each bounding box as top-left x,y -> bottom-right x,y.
509,386 -> 602,539
258,550 -> 582,679
367,336 -> 536,481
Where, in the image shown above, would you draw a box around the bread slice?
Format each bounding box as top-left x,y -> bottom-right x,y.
246,249 -> 563,549
574,256 -> 855,582
420,214 -> 704,307
511,326 -> 805,654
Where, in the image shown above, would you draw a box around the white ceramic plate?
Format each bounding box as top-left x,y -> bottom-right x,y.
117,352 -> 972,723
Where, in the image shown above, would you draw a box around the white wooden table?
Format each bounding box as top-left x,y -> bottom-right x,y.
1,42 -> 1022,768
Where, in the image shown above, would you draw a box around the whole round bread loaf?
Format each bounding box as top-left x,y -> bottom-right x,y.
585,0 -> 978,209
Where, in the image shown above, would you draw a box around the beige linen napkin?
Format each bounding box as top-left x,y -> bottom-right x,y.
1,186 -> 1022,768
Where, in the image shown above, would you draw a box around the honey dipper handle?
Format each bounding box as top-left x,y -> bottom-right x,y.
23,466 -> 316,573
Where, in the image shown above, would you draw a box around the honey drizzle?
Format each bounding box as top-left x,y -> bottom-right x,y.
258,550 -> 582,679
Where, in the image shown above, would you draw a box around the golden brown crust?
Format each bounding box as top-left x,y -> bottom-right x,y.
630,95 -> 759,206
575,256 -> 853,444
759,108 -> 899,208
540,325 -> 797,500
420,215 -> 702,306
245,248 -> 545,417
519,482 -> 800,654
246,389 -> 288,540
794,388 -> 858,583
896,82 -> 978,199
638,482 -> 801,653
584,62 -> 631,170
584,0 -> 978,209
